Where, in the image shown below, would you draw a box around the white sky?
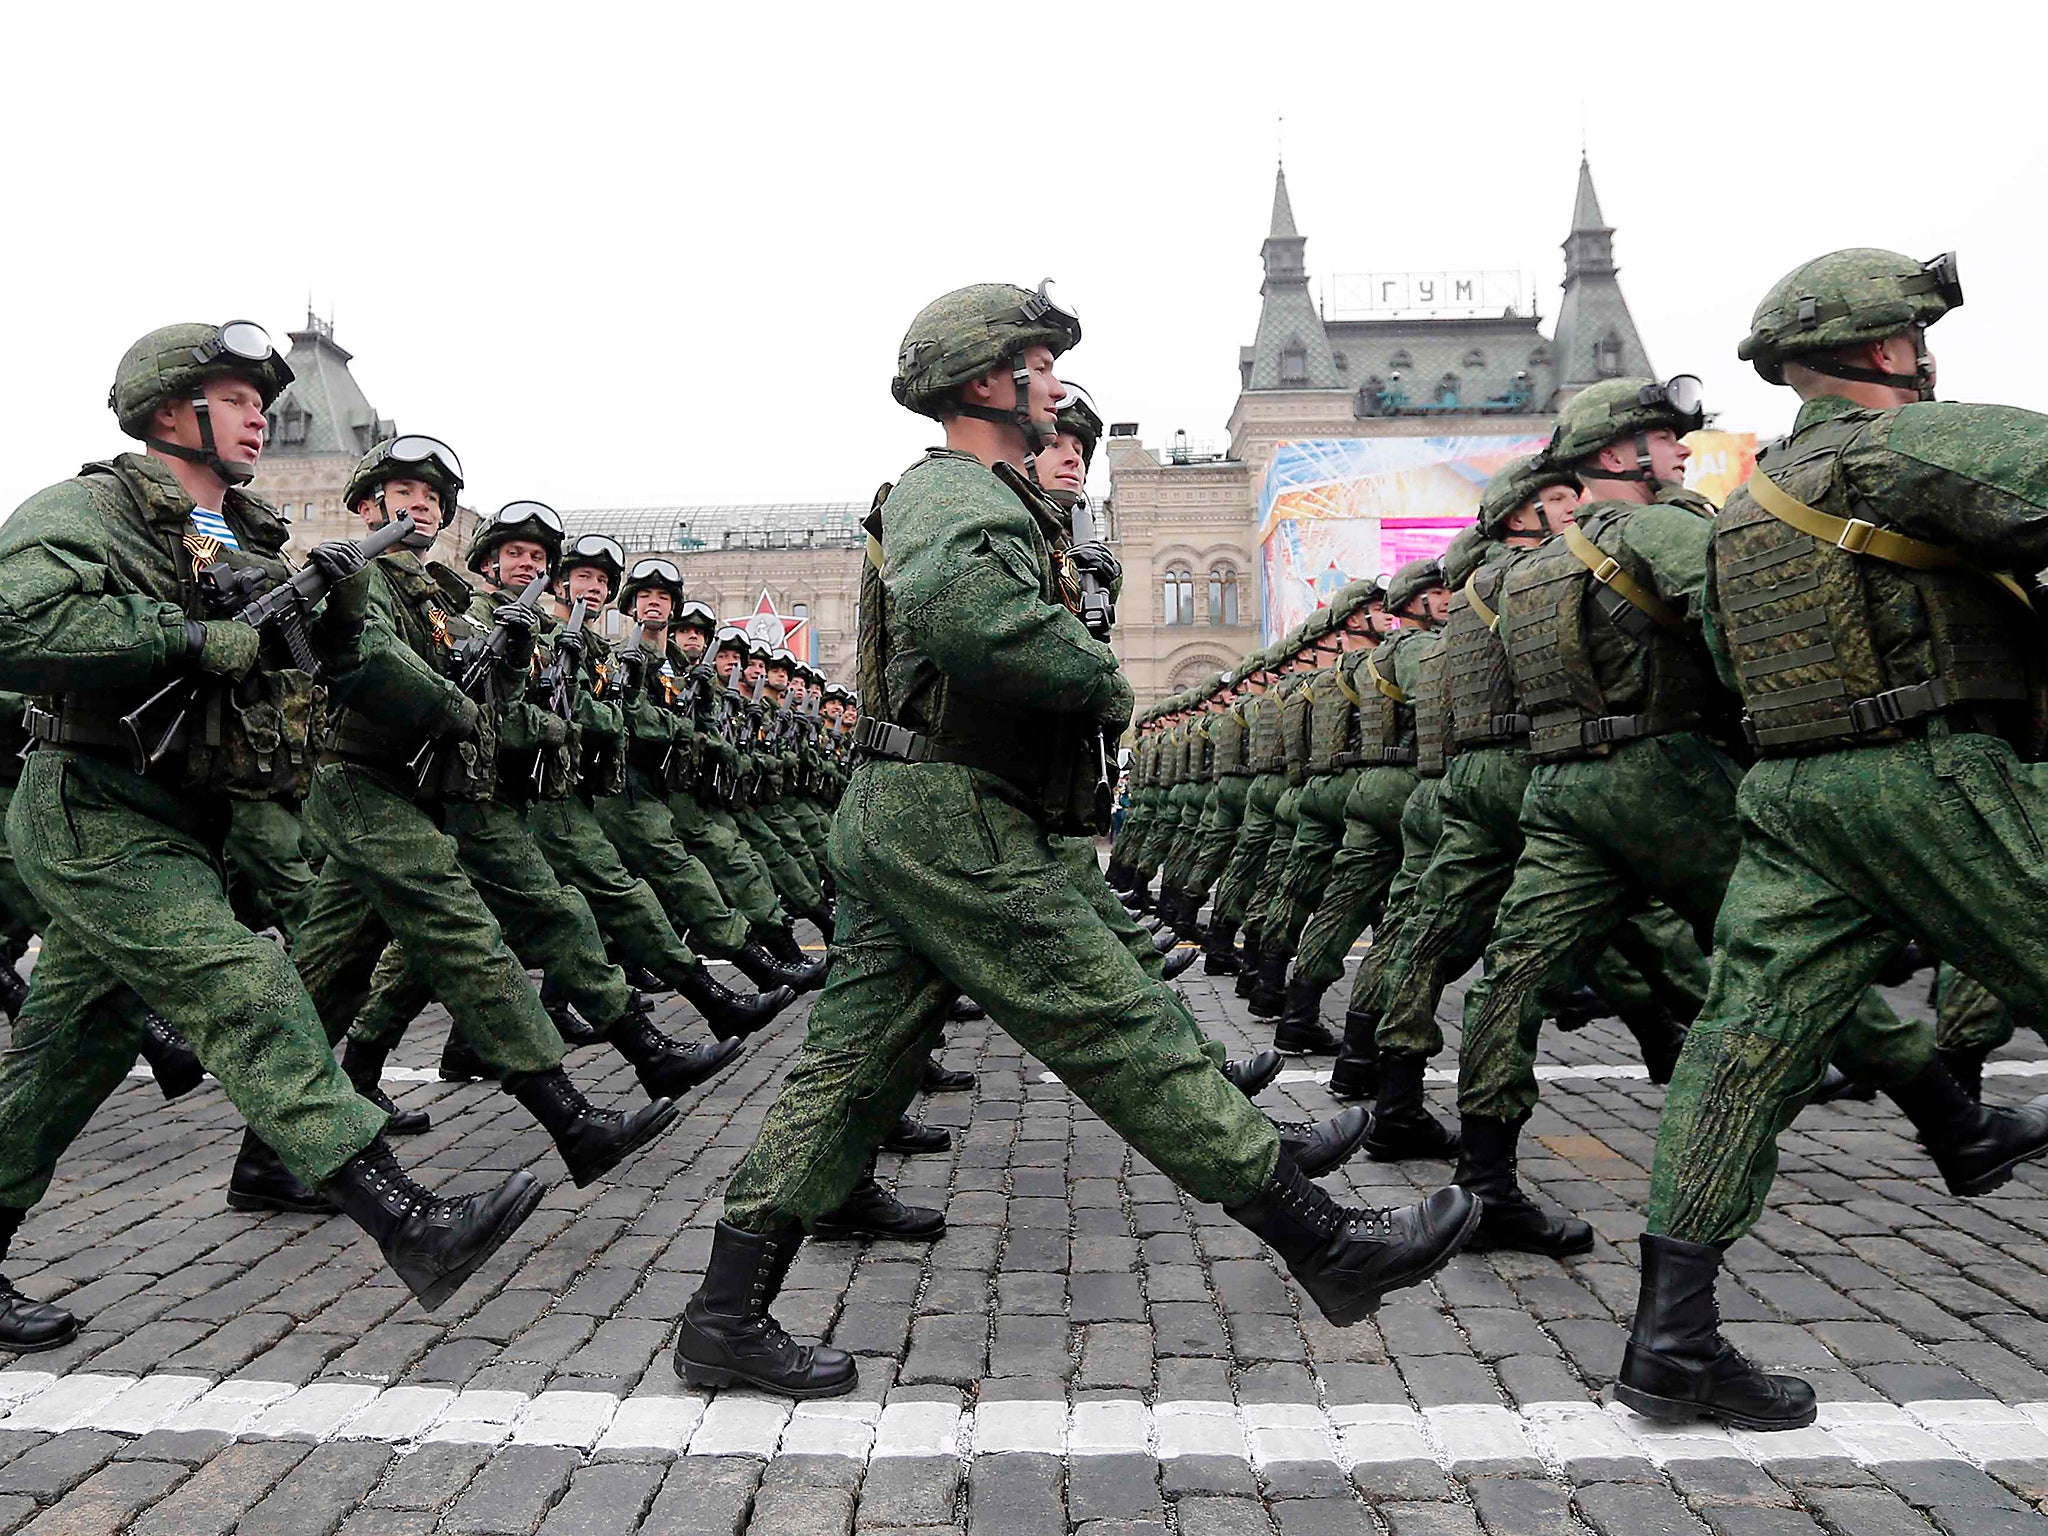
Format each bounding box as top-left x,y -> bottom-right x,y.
6,1 -> 2045,519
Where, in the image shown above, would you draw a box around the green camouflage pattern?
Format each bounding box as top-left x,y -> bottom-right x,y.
1293,765 -> 1416,990
1544,378 -> 1697,467
1478,454 -> 1577,533
893,284 -> 1080,417
110,322 -> 292,434
1741,248 -> 1958,383
224,798 -> 318,942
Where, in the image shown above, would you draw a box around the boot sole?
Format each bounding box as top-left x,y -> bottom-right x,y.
385,1114 -> 432,1136
1320,1197 -> 1484,1327
1613,1382 -> 1817,1433
410,1175 -> 548,1313
1945,1136 -> 2048,1197
676,1354 -> 860,1398
0,1319 -> 81,1355
568,1101 -> 682,1189
156,1073 -> 206,1101
880,1139 -> 953,1155
227,1190 -> 338,1215
1465,1223 -> 1596,1259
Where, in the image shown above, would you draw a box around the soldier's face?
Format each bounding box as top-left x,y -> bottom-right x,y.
1642,428 -> 1690,484
1421,587 -> 1452,623
634,590 -> 673,625
564,567 -> 612,607
966,345 -> 1061,435
678,627 -> 708,661
844,706 -> 859,727
362,478 -> 443,540
789,677 -> 807,702
1365,602 -> 1396,638
493,538 -> 551,591
744,657 -> 766,685
714,648 -> 739,681
767,664 -> 791,690
156,377 -> 269,474
1035,433 -> 1087,495
823,700 -> 844,723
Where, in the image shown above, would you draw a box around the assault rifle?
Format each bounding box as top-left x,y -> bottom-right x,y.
526,598 -> 588,788
613,621 -> 650,702
1070,495 -> 1116,829
657,659 -> 712,784
119,514 -> 416,773
408,573 -> 550,791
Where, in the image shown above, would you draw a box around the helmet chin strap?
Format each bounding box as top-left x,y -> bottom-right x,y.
372,488 -> 437,550
147,391 -> 256,487
957,359 -> 1056,449
1800,339 -> 1937,402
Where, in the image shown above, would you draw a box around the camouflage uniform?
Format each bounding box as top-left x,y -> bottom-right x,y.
224,797 -> 318,942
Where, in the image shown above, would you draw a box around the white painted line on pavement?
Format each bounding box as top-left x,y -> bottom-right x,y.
1039,1061 -> 2048,1090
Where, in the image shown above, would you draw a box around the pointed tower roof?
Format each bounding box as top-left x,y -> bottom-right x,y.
1549,156 -> 1652,400
1246,163 -> 1339,391
266,312 -> 394,458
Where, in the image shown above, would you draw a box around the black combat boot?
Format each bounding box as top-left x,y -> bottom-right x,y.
1617,1234 -> 1816,1430
1223,1049 -> 1283,1099
1166,890 -> 1204,942
1886,1059 -> 2048,1195
1875,937 -> 1933,987
922,1054 -> 976,1093
623,963 -> 673,995
1545,984 -> 1605,1033
1365,1051 -> 1461,1161
1618,1003 -> 1689,1086
1454,1115 -> 1593,1257
137,1012 -> 205,1101
227,1129 -> 337,1214
0,1207 -> 77,1354
609,999 -> 746,1099
732,938 -> 826,994
1138,913 -> 1166,935
1152,929 -> 1180,957
1937,1043 -> 1991,1103
1275,975 -> 1338,1054
810,1169 -> 946,1242
540,981 -> 604,1049
342,1038 -> 430,1135
1805,1063 -> 1877,1105
1203,918 -> 1244,977
674,1219 -> 857,1396
1248,946 -> 1291,1020
803,899 -> 835,936
503,1068 -> 679,1188
675,961 -> 795,1041
1235,932 -> 1264,1000
321,1136 -> 546,1312
881,1115 -> 952,1154
0,961 -> 26,1024
949,995 -> 986,1021
1120,877 -> 1152,913
439,1031 -> 498,1083
754,926 -> 829,992
1272,1106 -> 1370,1178
1104,859 -> 1132,892
1328,1007 -> 1381,1102
1226,1154 -> 1479,1326
1161,947 -> 1199,982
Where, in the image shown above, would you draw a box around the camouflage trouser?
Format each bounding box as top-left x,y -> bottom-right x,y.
294,764 -> 562,1079
225,797 -> 318,943
1243,783 -> 1305,944
1186,776 -> 1250,901
1933,963 -> 2048,1055
1212,773 -> 1286,928
756,799 -> 825,900
0,752 -> 383,1203
527,794 -> 703,983
1108,791 -> 1154,869
724,763 -> 1279,1231
1132,789 -> 1181,880
349,796 -> 635,1049
1357,777 -> 1446,1046
1059,837 -> 1167,981
660,781 -> 785,934
1262,769 -> 1361,955
1456,734 -> 1926,1124
1294,767 -> 1416,990
1160,781 -> 1210,892
594,771 -> 756,953
0,777 -> 47,946
737,806 -> 823,912
791,798 -> 835,861
1645,727 -> 2044,1246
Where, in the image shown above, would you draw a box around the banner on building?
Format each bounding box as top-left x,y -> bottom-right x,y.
1255,429 -> 1759,641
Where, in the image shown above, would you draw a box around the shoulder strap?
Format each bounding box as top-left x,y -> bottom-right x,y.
1364,646 -> 1404,702
1332,655 -> 1364,704
1749,467 -> 2033,610
1561,521 -> 1684,628
1461,572 -> 1500,633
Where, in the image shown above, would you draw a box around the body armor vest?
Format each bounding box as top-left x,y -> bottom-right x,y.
1447,555 -> 1529,750
1247,690 -> 1286,774
1188,717 -> 1215,783
1279,675 -> 1315,785
1502,502 -> 1718,762
1210,703 -> 1250,776
1354,631 -> 1421,765
1412,636 -> 1452,778
1308,659 -> 1359,775
1715,412 -> 2040,756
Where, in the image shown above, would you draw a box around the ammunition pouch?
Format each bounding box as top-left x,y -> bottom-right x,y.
327,705 -> 497,802
854,713 -> 1110,835
35,669 -> 321,802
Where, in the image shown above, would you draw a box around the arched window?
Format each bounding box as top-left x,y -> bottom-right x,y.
1162,567 -> 1194,627
1435,374 -> 1461,407
1207,565 -> 1240,627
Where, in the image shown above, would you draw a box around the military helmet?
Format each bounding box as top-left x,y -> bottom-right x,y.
1385,557 -> 1446,617
672,599 -> 718,636
1740,248 -> 1961,388
559,532 -> 626,588
343,435 -> 464,519
110,320 -> 293,437
617,555 -> 686,612
1477,454 -> 1581,534
714,624 -> 749,656
467,501 -> 565,575
892,280 -> 1081,419
1544,377 -> 1705,469
1325,575 -> 1386,629
1054,383 -> 1105,466
1440,524 -> 1492,588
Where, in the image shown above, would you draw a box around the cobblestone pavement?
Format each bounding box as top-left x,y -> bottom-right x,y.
5,937 -> 2048,1535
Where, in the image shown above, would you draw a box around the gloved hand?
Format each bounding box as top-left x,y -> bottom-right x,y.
185,618 -> 261,679
305,539 -> 369,587
438,693 -> 482,743
497,601 -> 539,635
1068,540 -> 1123,592
553,628 -> 587,671
319,561 -> 373,630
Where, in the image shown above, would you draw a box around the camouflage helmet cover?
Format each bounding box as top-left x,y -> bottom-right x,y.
1324,576 -> 1386,628
1440,524 -> 1493,588
1385,557 -> 1446,616
1477,453 -> 1581,533
466,503 -> 564,575
672,599 -> 718,636
1544,379 -> 1703,468
110,321 -> 293,436
892,281 -> 1081,418
342,437 -> 464,517
1739,248 -> 1962,384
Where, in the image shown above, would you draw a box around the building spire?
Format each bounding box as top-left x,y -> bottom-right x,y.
1247,161 -> 1337,390
1268,159 -> 1300,241
1550,153 -> 1651,399
1570,155 -> 1606,236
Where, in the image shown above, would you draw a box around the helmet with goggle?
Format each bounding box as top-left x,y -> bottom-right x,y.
672,600 -> 718,636
467,500 -> 565,576
1325,574 -> 1387,629
559,532 -> 626,588
766,647 -> 796,673
823,682 -> 851,701
1544,376 -> 1706,484
714,625 -> 750,656
343,436 -> 464,550
1054,383 -> 1104,465
111,320 -> 294,488
1740,248 -> 1961,398
617,556 -> 686,613
892,280 -> 1081,448
1478,453 -> 1583,536
1385,558 -> 1447,618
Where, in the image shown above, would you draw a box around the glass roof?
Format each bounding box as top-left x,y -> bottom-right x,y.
558,504 -> 865,554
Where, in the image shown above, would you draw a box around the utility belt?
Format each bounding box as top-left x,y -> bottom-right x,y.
1452,712 -> 1530,750
1744,678 -> 2002,754
325,712 -> 417,771
853,714 -> 1055,800
1531,709 -> 1698,762
1337,744 -> 1418,768
25,700 -> 168,767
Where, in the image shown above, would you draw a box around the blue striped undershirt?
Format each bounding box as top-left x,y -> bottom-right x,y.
189,508 -> 240,549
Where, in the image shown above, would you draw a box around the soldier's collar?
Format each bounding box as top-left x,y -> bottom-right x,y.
1789,395 -> 1870,435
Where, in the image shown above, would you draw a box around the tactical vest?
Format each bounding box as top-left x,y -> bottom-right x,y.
1247,690 -> 1286,774
1715,412 -> 2040,756
1446,555 -> 1529,750
1210,703 -> 1250,776
1188,716 -> 1215,784
1501,502 -> 1718,762
574,635 -> 629,799
1308,659 -> 1359,775
1279,676 -> 1315,785
1411,634 -> 1452,778
1160,723 -> 1185,789
1354,631 -> 1420,765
